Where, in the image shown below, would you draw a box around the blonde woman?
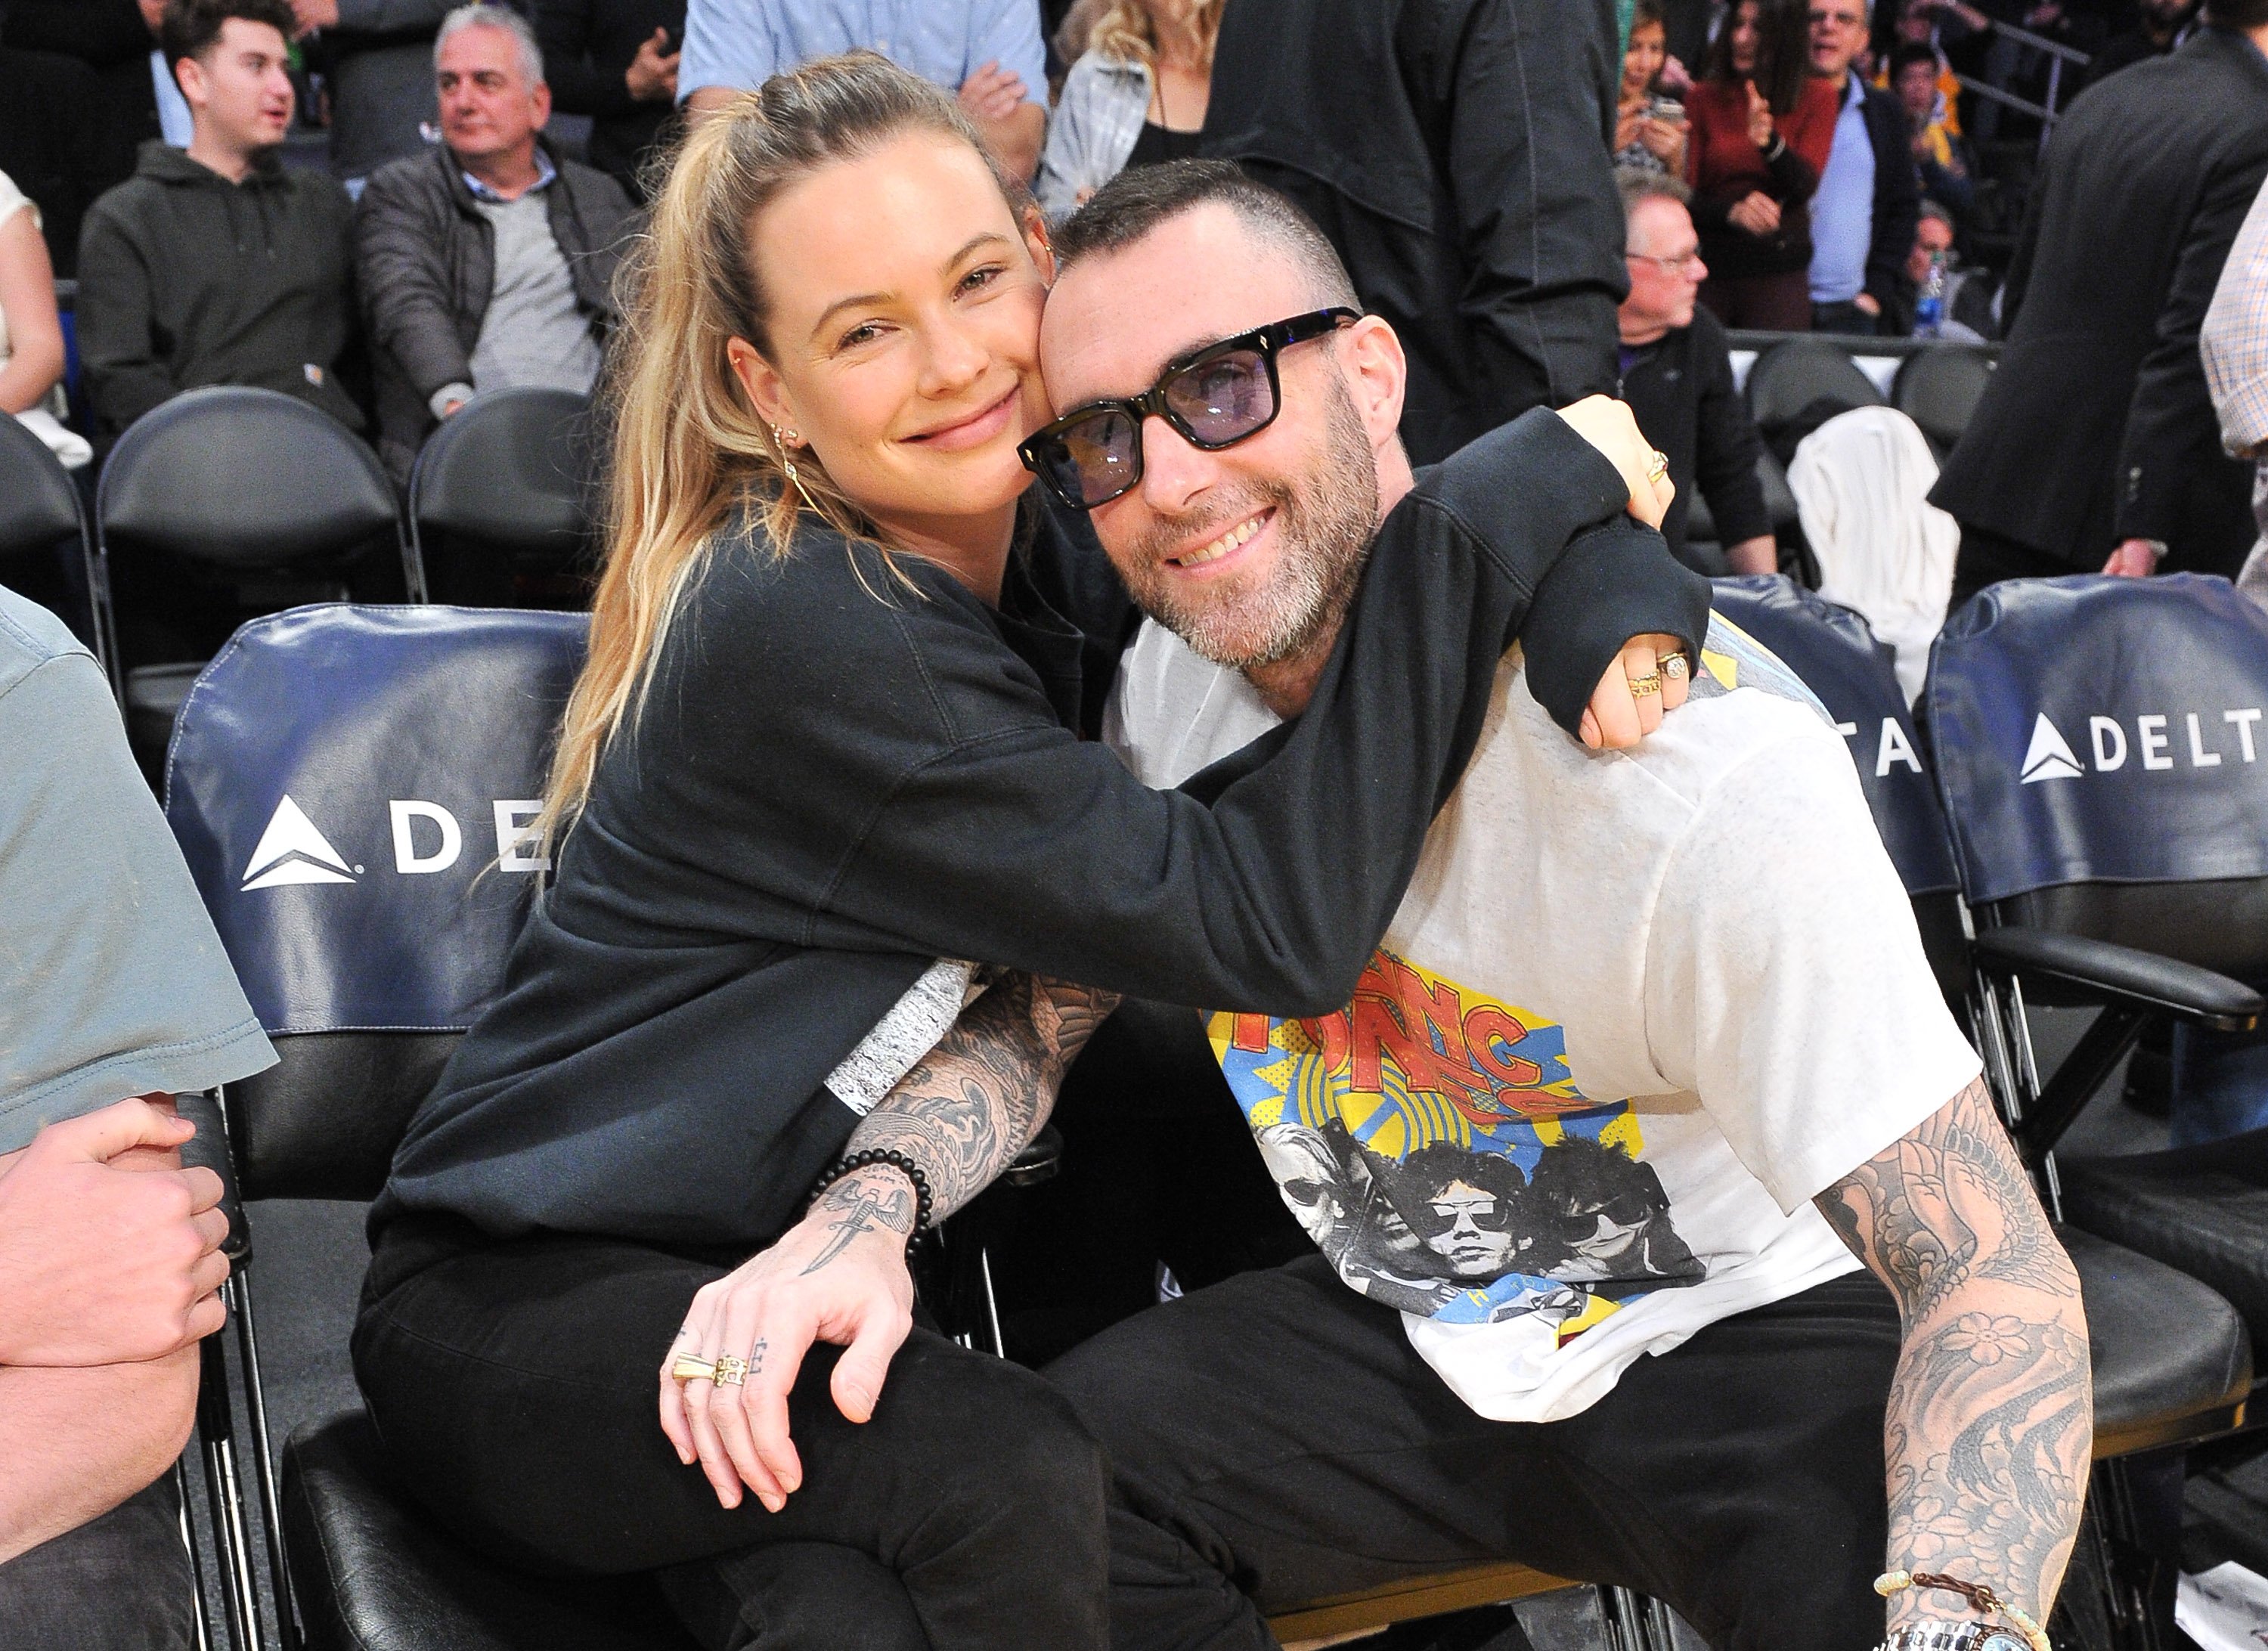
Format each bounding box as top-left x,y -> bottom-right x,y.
1036,0 -> 1221,218
357,53 -> 1695,1651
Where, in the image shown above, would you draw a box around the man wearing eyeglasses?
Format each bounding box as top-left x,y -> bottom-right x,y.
1031,161 -> 2087,1651
1807,0 -> 1921,335
1615,167 -> 1781,575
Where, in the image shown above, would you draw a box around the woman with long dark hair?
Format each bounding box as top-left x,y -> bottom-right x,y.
1685,0 -> 1840,329
352,53 -> 1699,1651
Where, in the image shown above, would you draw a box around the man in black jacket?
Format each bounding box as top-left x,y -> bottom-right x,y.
1807,0 -> 1922,333
76,0 -> 362,444
1616,169 -> 1779,573
1198,0 -> 1627,466
533,0 -> 681,200
1932,2 -> 2268,596
355,2 -> 634,484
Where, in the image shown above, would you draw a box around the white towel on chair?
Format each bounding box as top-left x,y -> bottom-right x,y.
1787,406 -> 1959,702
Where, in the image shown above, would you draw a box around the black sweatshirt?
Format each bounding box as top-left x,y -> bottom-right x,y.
373,410 -> 1710,1257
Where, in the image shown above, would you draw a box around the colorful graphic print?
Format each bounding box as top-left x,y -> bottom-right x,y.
1210,952 -> 1703,1334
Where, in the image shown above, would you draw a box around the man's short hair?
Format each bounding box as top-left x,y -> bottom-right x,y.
2206,0 -> 2268,25
1888,41 -> 1940,79
1052,159 -> 1359,309
435,2 -> 545,86
1616,166 -> 1691,218
160,0 -> 296,73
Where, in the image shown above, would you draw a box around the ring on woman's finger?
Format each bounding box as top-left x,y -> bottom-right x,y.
1645,448 -> 1670,483
713,1354 -> 750,1387
1661,652 -> 1690,681
670,1354 -> 717,1382
1628,673 -> 1662,698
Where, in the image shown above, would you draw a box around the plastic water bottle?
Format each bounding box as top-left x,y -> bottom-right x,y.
1915,252 -> 1947,339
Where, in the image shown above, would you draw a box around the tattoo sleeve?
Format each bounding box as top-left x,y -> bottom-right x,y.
1814,1076 -> 2092,1631
843,974 -> 1120,1225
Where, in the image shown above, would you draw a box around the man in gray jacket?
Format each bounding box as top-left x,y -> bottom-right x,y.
355,2 -> 633,483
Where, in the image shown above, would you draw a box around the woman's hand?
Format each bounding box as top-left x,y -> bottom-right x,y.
1553,395 -> 1674,531
1616,105 -> 1646,153
1727,190 -> 1782,237
1638,117 -> 1687,172
1744,80 -> 1775,147
658,1166 -> 917,1512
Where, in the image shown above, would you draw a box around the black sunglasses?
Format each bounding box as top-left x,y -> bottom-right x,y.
1018,307 -> 1361,510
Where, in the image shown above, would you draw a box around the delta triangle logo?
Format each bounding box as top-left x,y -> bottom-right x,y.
2019,714 -> 2085,785
240,795 -> 358,891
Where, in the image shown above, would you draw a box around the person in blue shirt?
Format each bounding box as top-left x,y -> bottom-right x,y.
677,0 -> 1046,180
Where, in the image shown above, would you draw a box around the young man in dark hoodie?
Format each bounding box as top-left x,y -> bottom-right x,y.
75,0 -> 362,448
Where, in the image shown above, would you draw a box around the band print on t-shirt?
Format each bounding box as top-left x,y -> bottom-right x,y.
1208,951 -> 1703,1343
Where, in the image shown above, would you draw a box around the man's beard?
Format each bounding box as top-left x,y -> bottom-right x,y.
1120,373 -> 1381,673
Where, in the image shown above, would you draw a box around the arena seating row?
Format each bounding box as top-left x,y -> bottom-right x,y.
138,569 -> 2266,1650
0,384 -> 596,772
1687,334 -> 1997,572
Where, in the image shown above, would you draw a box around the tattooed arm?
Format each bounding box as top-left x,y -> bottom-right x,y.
1814,1077 -> 2092,1637
658,974 -> 1119,1511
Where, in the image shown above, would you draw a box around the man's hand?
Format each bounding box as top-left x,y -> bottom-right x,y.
2103,537 -> 2164,578
290,0 -> 339,33
1727,190 -> 1782,237
441,398 -> 466,418
1853,293 -> 1882,318
958,59 -> 1027,125
0,1098 -> 231,1368
138,0 -> 166,36
1553,395 -> 1675,530
626,27 -> 679,104
658,1166 -> 916,1512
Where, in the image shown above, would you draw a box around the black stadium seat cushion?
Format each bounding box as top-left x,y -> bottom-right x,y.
1743,338 -> 1886,466
284,1409 -> 702,1651
2060,1135 -> 2268,1350
2061,1226 -> 2252,1457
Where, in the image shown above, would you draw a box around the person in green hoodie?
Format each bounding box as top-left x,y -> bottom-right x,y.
75,0 -> 363,447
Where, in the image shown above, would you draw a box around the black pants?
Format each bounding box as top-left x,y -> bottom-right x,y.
354,1230 -> 1111,1650
1046,1256 -> 1903,1651
0,1476 -> 195,1651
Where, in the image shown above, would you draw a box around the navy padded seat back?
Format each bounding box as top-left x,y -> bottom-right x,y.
99,386 -> 400,570
1712,576 -> 1966,995
410,387 -> 594,560
164,603 -> 587,1197
1924,575 -> 2268,977
0,405 -> 86,562
1891,343 -> 1994,454
1743,338 -> 1885,463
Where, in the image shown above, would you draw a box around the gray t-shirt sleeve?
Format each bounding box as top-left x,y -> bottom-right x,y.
0,649 -> 276,1153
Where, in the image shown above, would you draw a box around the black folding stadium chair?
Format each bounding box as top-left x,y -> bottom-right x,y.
1743,336 -> 1887,466
407,387 -> 596,608
1891,342 -> 1996,460
95,387 -> 412,770
1727,575 -> 2254,1649
0,406 -> 98,651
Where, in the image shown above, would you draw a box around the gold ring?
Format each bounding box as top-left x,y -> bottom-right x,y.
1628,674 -> 1662,698
1661,652 -> 1690,680
670,1354 -> 717,1383
1645,449 -> 1669,483
713,1355 -> 750,1387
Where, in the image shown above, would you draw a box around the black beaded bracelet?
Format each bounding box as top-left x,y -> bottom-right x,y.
807,1148 -> 935,1235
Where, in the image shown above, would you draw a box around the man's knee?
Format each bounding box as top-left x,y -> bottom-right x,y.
881,1336 -> 1109,1530
0,1477 -> 196,1651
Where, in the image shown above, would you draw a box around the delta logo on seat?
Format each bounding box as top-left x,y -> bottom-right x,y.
2018,709 -> 2266,785
239,793 -> 548,892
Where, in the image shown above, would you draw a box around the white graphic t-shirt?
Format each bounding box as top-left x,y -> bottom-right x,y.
1105,615 -> 1982,1423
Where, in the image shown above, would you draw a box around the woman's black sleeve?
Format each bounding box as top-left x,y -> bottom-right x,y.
796,409 -> 1709,1016
1763,136 -> 1819,204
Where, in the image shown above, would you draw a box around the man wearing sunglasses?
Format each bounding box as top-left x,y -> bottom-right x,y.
1035,162 -> 2088,1651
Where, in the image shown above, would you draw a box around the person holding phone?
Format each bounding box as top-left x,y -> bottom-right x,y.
534,0 -> 683,197
1615,0 -> 1689,178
